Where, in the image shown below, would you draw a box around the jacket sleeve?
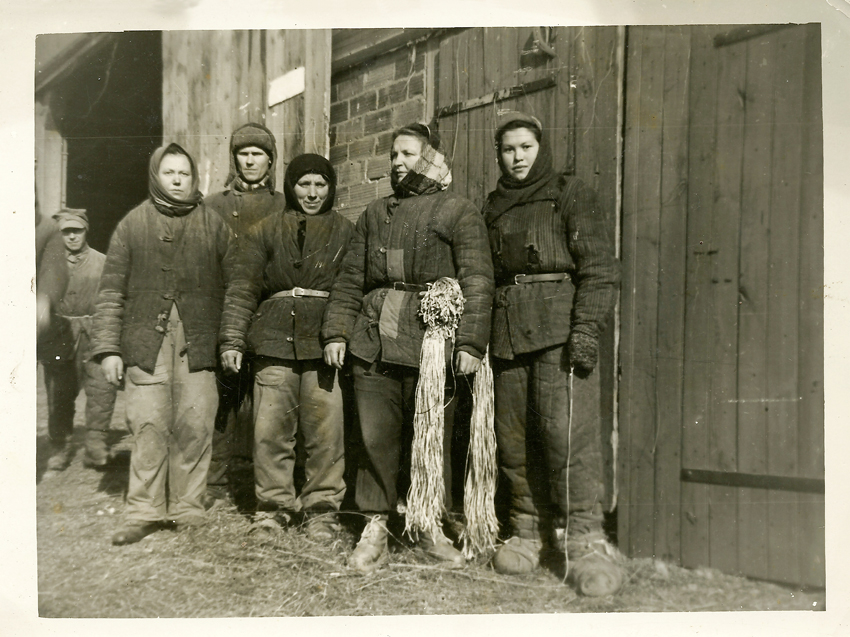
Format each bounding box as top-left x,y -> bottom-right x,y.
218,220 -> 267,354
451,199 -> 495,359
565,178 -> 620,340
322,211 -> 367,344
89,219 -> 131,360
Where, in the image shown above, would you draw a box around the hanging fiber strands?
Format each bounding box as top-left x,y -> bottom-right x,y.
460,345 -> 498,558
405,277 -> 465,541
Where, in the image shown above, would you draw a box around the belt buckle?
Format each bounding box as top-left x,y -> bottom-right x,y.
292,287 -> 305,297
392,281 -> 405,291
513,274 -> 527,285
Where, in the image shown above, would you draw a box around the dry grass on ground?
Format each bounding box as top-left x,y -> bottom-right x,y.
36,377 -> 825,617
37,437 -> 825,617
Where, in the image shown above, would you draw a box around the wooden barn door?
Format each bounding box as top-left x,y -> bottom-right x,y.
162,29 -> 331,196
619,24 -> 824,587
432,27 -> 622,509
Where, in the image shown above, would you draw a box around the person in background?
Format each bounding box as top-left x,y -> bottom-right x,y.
219,153 -> 353,542
483,112 -> 623,596
204,123 -> 287,510
323,123 -> 494,573
91,143 -> 232,545
37,208 -> 118,475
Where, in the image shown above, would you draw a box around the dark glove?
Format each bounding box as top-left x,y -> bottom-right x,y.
568,330 -> 598,375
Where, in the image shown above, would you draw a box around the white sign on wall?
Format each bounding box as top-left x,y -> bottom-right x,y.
268,66 -> 306,108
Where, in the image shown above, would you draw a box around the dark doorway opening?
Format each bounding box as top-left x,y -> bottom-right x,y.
47,32 -> 162,252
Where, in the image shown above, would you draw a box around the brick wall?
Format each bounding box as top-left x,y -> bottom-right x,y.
330,44 -> 427,222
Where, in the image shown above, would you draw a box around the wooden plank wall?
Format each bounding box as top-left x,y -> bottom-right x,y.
434,26 -> 621,510
162,30 -> 331,197
619,24 -> 824,587
35,99 -> 66,219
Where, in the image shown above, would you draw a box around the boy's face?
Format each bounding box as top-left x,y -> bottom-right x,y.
235,146 -> 271,184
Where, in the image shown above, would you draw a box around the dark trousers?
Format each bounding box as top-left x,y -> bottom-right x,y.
41,334 -> 117,444
493,344 -> 604,541
352,357 -> 456,514
208,363 -> 253,490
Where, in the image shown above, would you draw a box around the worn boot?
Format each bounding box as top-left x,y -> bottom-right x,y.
493,536 -> 542,575
564,516 -> 625,597
112,521 -> 163,545
304,507 -> 342,543
416,526 -> 465,568
349,515 -> 389,573
45,438 -> 72,475
83,428 -> 110,468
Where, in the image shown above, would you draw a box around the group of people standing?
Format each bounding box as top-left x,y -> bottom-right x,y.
37,112 -> 623,597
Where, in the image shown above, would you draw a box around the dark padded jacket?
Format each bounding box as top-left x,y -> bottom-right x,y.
219,207 -> 354,360
484,175 -> 619,360
205,188 -> 286,240
323,190 -> 495,368
90,200 -> 232,374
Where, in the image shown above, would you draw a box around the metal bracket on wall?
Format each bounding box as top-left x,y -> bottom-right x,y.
434,74 -> 557,120
681,468 -> 824,494
713,24 -> 795,47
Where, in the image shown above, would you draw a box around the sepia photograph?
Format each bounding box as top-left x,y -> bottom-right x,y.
4,0 -> 849,634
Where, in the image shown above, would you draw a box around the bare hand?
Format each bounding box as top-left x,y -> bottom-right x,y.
324,342 -> 347,369
221,350 -> 243,374
102,355 -> 124,386
454,350 -> 481,375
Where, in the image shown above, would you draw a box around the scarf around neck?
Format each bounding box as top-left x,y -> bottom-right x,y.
149,143 -> 204,217
392,140 -> 452,198
485,115 -> 559,224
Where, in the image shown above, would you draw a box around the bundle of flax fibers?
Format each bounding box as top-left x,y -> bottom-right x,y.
404,277 -> 499,558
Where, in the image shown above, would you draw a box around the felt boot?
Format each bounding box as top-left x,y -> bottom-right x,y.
565,515 -> 625,597
349,515 -> 389,573
492,536 -> 542,575
416,527 -> 464,568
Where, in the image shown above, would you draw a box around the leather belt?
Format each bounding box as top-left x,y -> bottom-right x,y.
270,287 -> 330,299
511,273 -> 571,285
385,281 -> 428,293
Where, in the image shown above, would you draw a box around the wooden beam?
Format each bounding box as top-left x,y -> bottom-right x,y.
434,75 -> 557,119
35,33 -> 116,94
332,28 -> 457,76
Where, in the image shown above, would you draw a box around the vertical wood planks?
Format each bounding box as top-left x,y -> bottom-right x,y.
617,24 -> 641,555
265,30 -> 288,188
466,29 -> 485,208
161,32 -> 189,146
735,32 -> 775,581
653,26 -> 690,564
629,26 -> 664,560
796,24 -> 825,589
551,27 -> 573,175
707,36 -> 747,576
619,26 -> 664,558
452,31 -> 470,202
574,26 -> 621,515
765,26 -> 805,585
680,26 -> 719,570
480,28 -> 502,202
304,30 -> 331,157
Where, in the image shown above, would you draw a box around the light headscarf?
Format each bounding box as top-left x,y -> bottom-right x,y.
148,143 -> 203,217
391,123 -> 452,198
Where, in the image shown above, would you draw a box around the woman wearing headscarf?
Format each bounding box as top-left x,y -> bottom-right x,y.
219,154 -> 354,541
91,143 -> 233,545
483,113 -> 622,596
323,124 -> 495,573
204,123 -> 287,509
